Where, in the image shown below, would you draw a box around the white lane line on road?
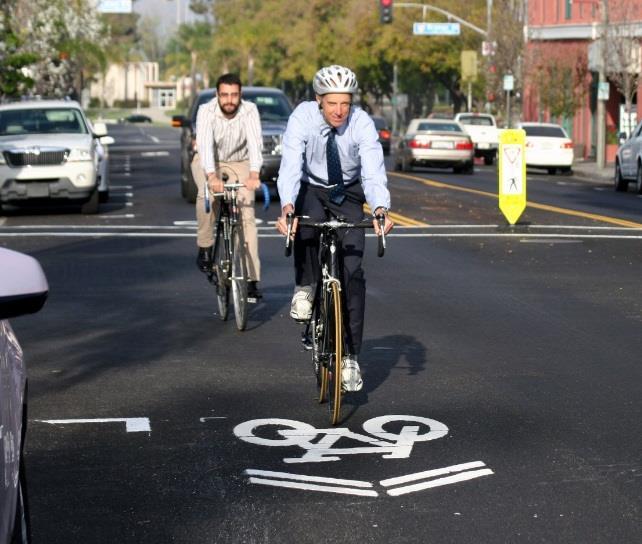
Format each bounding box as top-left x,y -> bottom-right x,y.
98,214 -> 136,219
3,232 -> 642,240
199,417 -> 228,422
111,185 -> 133,190
37,417 -> 151,433
141,151 -> 169,157
245,469 -> 375,488
385,469 -> 494,496
380,461 -> 487,487
248,477 -> 379,497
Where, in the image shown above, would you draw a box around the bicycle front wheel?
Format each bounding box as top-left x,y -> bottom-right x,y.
231,225 -> 248,331
213,222 -> 229,321
326,281 -> 343,425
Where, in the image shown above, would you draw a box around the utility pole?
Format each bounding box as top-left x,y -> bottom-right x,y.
596,0 -> 609,169
392,63 -> 398,135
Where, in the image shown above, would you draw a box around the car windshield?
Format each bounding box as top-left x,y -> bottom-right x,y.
457,116 -> 493,126
191,90 -> 292,123
523,125 -> 566,138
243,93 -> 292,121
0,108 -> 88,136
417,122 -> 462,133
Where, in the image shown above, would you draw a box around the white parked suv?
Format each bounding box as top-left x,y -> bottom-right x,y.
453,112 -> 499,165
0,99 -> 112,214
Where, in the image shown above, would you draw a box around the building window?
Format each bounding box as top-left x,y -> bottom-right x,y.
565,0 -> 572,20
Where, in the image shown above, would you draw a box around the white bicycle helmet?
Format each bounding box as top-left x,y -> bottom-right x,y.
313,65 -> 358,95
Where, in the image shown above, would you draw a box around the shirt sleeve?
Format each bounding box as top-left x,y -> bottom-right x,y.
244,102 -> 263,173
277,105 -> 308,209
196,103 -> 215,175
355,112 -> 391,211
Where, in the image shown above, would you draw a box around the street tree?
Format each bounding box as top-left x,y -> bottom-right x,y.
0,3 -> 37,99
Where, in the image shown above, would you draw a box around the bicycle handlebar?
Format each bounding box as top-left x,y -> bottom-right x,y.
284,213 -> 386,257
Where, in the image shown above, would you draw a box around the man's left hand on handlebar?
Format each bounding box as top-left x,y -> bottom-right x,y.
373,207 -> 394,236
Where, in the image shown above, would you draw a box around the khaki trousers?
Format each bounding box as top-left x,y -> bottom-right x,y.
192,154 -> 261,281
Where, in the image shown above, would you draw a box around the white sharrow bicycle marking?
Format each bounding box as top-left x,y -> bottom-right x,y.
233,415 -> 448,464
236,416 -> 494,497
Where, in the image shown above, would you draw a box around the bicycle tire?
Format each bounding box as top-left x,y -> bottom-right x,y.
213,222 -> 229,321
231,224 -> 248,331
326,281 -> 343,425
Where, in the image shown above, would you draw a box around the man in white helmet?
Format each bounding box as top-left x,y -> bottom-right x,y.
276,64 -> 393,392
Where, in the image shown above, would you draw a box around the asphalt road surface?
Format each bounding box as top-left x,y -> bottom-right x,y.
2,124 -> 641,543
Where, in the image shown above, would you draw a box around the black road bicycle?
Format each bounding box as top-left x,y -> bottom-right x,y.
206,168 -> 249,331
285,212 -> 386,425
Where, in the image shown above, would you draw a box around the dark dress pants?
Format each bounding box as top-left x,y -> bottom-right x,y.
294,182 -> 366,355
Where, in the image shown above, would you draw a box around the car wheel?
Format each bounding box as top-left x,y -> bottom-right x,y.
80,190 -> 99,214
99,190 -> 109,203
636,164 -> 642,194
547,167 -> 557,175
401,157 -> 412,173
614,161 -> 628,192
483,153 -> 495,166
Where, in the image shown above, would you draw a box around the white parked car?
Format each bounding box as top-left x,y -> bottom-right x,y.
518,122 -> 574,175
0,247 -> 48,544
453,112 -> 499,165
0,100 -> 113,214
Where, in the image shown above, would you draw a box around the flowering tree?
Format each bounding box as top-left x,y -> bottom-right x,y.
0,4 -> 37,99
13,0 -> 108,99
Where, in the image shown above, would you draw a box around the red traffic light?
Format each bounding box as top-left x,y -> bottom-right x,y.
380,0 -> 393,24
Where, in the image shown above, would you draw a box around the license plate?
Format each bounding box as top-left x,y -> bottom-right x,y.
477,142 -> 490,149
432,141 -> 453,149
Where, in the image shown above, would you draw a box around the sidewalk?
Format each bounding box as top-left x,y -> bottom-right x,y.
571,159 -> 614,184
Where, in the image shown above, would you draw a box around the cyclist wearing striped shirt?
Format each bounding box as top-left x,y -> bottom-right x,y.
194,73 -> 263,299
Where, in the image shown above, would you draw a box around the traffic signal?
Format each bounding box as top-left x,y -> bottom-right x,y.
379,0 -> 393,24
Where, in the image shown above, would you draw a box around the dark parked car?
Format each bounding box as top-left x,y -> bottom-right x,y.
370,116 -> 391,155
0,247 -> 48,544
121,114 -> 152,123
172,86 -> 293,203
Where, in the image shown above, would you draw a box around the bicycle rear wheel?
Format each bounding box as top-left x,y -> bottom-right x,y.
231,224 -> 248,331
213,222 -> 229,321
326,281 -> 343,425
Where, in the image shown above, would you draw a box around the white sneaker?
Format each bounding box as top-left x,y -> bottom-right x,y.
341,356 -> 363,392
290,285 -> 313,321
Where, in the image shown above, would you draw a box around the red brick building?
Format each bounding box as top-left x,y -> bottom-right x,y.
523,0 -> 642,160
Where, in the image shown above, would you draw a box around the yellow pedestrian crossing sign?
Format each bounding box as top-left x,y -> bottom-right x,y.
498,129 -> 526,225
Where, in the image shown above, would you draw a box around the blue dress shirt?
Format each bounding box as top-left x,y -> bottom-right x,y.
277,101 -> 391,212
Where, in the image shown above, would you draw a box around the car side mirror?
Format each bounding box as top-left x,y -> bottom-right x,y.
618,132 -> 628,144
100,135 -> 115,146
0,248 -> 48,320
93,122 -> 108,137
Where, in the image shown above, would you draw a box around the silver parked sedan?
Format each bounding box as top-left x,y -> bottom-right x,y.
394,118 -> 474,174
0,248 -> 48,544
614,120 -> 642,193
